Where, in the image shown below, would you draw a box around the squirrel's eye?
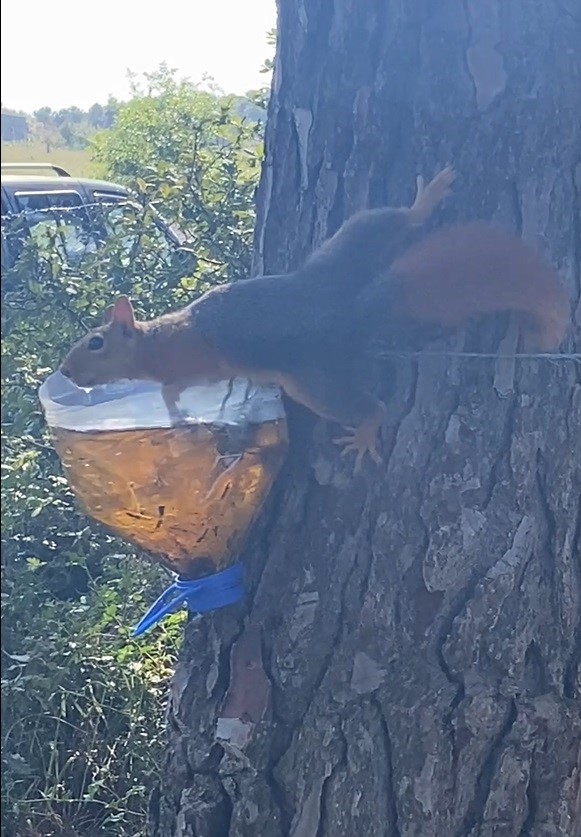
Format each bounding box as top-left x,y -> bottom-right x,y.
88,336 -> 104,352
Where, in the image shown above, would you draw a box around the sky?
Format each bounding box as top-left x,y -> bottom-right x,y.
1,0 -> 277,113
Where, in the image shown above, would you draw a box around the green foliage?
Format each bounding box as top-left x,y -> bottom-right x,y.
2,73 -> 262,835
92,65 -> 262,286
2,557 -> 183,837
261,27 -> 277,76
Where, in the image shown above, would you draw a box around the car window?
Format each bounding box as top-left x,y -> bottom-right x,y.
93,196 -> 176,260
2,185 -> 188,277
14,190 -> 84,213
13,190 -> 96,263
28,210 -> 96,262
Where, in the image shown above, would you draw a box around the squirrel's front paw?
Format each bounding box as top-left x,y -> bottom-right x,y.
410,166 -> 456,223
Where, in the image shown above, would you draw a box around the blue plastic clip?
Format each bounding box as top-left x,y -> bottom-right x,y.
132,562 -> 244,637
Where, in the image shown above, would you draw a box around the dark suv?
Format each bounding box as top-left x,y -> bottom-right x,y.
1,163 -> 193,271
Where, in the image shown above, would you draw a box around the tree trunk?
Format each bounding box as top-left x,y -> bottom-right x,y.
152,1 -> 581,835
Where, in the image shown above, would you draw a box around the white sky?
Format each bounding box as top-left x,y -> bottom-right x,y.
1,0 -> 277,113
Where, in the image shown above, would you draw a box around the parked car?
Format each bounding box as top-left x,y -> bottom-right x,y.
1,163 -> 195,273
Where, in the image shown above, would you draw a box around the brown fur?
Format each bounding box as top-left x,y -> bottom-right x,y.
62,309 -> 234,389
391,222 -> 570,349
61,168 -> 458,395
59,168 -> 571,469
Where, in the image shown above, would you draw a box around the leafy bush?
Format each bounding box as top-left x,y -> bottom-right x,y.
92,65 -> 263,290
1,73 -> 261,836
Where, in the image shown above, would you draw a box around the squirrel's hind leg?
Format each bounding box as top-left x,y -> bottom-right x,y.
277,364 -> 386,473
333,403 -> 386,473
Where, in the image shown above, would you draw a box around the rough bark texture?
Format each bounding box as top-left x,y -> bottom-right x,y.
153,1 -> 581,835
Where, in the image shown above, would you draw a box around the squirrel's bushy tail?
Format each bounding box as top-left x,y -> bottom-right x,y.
386,222 -> 570,350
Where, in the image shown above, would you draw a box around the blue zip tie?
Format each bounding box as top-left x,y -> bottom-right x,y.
132,562 -> 244,637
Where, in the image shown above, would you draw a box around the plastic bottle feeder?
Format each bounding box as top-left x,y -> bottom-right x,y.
39,372 -> 288,635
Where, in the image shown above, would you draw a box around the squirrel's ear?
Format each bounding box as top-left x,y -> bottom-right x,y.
102,304 -> 115,325
112,296 -> 136,328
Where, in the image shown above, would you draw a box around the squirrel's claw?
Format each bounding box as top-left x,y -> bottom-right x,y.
333,409 -> 385,473
409,166 -> 456,224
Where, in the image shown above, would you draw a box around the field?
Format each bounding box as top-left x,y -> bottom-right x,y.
1,142 -> 104,177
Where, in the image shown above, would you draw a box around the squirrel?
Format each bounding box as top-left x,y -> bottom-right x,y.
60,166 -> 570,471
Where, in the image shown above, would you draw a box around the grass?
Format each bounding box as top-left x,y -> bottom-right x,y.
1,142 -> 105,178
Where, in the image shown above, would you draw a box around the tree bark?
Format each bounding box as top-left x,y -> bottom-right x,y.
153,1 -> 581,835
